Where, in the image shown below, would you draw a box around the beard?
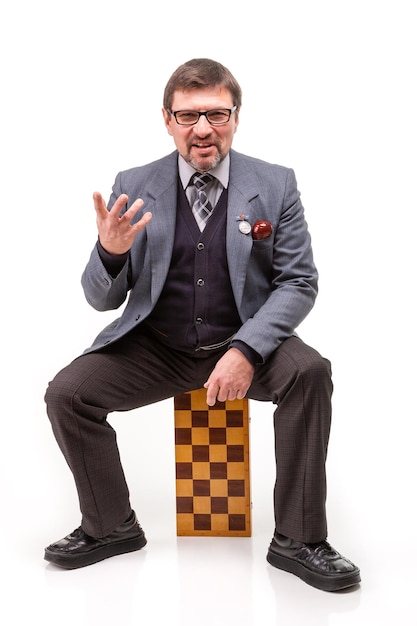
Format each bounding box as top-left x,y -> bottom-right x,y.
185,138 -> 223,172
188,152 -> 222,172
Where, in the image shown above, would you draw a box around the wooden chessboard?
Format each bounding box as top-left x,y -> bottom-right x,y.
174,389 -> 251,536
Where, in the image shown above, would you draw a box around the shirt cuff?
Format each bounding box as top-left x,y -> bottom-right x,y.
229,340 -> 261,368
97,240 -> 129,278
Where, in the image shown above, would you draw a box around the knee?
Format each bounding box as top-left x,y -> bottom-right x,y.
298,359 -> 333,417
301,352 -> 331,379
44,371 -> 76,419
283,340 -> 333,390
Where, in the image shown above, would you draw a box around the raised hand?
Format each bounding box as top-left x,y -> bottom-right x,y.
93,191 -> 152,255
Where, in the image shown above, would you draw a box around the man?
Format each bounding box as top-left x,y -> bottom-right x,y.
44,58 -> 360,591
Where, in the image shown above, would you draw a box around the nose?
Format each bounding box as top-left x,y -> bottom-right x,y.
194,114 -> 212,134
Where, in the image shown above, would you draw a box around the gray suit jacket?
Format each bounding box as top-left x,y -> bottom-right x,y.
81,149 -> 318,362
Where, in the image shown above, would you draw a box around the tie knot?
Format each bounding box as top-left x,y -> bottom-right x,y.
192,172 -> 213,190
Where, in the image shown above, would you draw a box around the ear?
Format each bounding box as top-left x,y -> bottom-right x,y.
162,108 -> 173,136
233,108 -> 240,134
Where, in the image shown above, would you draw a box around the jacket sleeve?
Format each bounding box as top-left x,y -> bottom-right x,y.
233,168 -> 318,362
80,172 -> 132,311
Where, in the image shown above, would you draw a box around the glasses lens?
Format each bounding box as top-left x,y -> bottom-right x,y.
206,110 -> 230,124
175,111 -> 200,125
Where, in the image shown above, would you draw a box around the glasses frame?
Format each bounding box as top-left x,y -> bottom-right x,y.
167,106 -> 237,126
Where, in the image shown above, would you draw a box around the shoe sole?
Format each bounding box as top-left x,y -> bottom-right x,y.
266,550 -> 361,592
44,534 -> 147,569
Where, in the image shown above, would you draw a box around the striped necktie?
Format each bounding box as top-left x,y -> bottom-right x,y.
192,172 -> 214,229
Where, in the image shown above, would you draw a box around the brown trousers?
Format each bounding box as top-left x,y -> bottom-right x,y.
45,330 -> 332,543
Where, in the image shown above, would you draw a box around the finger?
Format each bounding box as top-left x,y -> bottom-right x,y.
227,389 -> 238,401
204,381 -> 218,407
93,192 -> 129,219
131,211 -> 152,232
92,191 -> 109,218
108,193 -> 129,217
217,387 -> 230,403
122,198 -> 145,223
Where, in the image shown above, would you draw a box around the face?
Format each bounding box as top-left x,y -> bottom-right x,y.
163,86 -> 239,172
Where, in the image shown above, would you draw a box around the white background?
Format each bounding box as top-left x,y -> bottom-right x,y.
1,1 -> 416,624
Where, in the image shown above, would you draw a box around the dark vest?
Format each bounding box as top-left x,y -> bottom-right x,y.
145,181 -> 241,354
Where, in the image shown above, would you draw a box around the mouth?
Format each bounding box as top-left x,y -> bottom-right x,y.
192,143 -> 216,155
193,142 -> 214,148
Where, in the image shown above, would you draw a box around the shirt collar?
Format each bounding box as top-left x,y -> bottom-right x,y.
178,153 -> 230,189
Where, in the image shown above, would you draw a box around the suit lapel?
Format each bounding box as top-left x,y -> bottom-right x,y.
226,152 -> 260,309
144,154 -> 178,304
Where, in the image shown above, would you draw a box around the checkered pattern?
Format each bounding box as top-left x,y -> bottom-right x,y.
192,173 -> 214,228
174,389 -> 251,536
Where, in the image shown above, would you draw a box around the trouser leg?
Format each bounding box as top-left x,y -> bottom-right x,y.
249,336 -> 333,543
44,328 -> 220,537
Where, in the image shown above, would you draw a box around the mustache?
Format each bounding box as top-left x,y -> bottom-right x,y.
189,136 -> 219,147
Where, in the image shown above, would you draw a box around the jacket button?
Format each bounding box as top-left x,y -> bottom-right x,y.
196,278 -> 205,286
197,243 -> 205,250
196,317 -> 203,324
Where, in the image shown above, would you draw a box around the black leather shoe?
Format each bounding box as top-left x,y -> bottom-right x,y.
44,511 -> 147,569
267,533 -> 360,591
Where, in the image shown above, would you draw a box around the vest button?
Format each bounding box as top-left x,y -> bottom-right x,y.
197,243 -> 205,250
196,278 -> 205,286
195,317 -> 203,324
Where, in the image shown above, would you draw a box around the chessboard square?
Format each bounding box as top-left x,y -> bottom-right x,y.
189,391 -> 210,410
192,429 -> 209,445
192,462 -> 211,480
176,513 -> 195,533
176,462 -> 193,479
191,410 -> 209,427
209,427 -> 227,444
228,497 -> 246,514
211,514 -> 229,532
226,410 -> 244,427
228,479 -> 245,497
174,411 -> 192,428
229,514 -> 247,531
193,479 -> 210,496
226,462 -> 245,480
176,479 -> 193,497
209,445 -> 227,462
210,479 -> 228,497
176,497 -> 194,514
193,496 -> 211,514
192,445 -> 209,462
208,411 -> 226,428
211,497 -> 229,514
194,514 -> 211,530
175,428 -> 192,445
226,429 -> 245,445
175,445 -> 193,463
174,394 -> 191,410
227,445 -> 245,462
210,462 -> 228,479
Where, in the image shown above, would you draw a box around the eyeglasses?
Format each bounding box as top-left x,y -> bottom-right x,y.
167,106 -> 237,126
